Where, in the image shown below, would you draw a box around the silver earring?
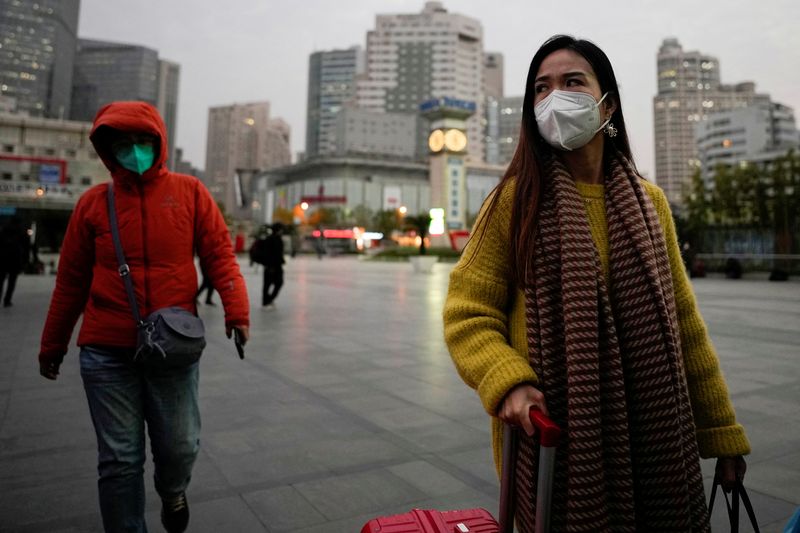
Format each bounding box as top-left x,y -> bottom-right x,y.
604,121 -> 618,138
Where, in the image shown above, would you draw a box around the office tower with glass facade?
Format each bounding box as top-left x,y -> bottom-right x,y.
306,46 -> 364,158
357,2 -> 485,162
70,39 -> 159,121
0,0 -> 80,118
653,38 -> 766,207
484,95 -> 522,167
70,39 -> 180,167
157,60 -> 180,168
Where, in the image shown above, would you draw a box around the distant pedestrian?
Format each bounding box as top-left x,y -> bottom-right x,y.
289,225 -> 300,258
249,226 -> 269,270
314,225 -> 326,259
38,101 -> 250,533
196,266 -> 215,305
0,217 -> 30,307
261,223 -> 285,308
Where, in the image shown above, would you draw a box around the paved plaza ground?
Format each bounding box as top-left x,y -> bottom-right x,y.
1,256 -> 798,532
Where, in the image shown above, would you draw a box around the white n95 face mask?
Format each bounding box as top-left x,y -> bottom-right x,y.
535,90 -> 610,151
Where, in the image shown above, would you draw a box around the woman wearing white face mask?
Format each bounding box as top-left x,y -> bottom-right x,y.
444,35 -> 749,531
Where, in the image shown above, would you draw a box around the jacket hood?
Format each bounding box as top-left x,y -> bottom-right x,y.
90,101 -> 169,183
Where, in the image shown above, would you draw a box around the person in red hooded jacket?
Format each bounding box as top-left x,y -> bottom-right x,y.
38,101 -> 250,533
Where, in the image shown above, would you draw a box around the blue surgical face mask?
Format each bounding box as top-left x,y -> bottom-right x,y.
113,143 -> 155,174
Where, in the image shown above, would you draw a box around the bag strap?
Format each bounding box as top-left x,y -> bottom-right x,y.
708,471 -> 760,533
106,182 -> 143,325
738,479 -> 760,532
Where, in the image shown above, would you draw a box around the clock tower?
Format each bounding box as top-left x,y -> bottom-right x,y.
420,97 -> 476,238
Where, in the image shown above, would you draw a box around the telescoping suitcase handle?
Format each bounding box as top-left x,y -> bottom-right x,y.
498,408 -> 562,533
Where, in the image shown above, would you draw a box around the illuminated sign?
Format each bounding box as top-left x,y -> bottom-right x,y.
429,208 -> 445,236
419,97 -> 477,114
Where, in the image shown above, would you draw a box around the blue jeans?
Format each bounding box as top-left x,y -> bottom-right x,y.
80,346 -> 201,533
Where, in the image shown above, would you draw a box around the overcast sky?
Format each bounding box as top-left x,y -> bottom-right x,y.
78,0 -> 800,180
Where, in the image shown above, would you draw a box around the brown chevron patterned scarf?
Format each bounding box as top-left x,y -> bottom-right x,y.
516,152 -> 710,532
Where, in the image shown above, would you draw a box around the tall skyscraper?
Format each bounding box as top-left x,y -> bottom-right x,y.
653,38 -> 767,207
70,39 -> 180,167
157,60 -> 180,168
356,2 -> 485,161
483,52 -> 504,100
205,102 -> 291,217
264,118 -> 291,170
0,0 -> 80,118
70,39 -> 159,121
485,95 -> 522,166
306,46 -> 364,158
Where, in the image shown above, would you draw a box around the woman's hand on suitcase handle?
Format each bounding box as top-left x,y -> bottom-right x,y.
499,383 -> 549,437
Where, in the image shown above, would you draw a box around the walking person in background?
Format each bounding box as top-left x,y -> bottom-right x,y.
261,223 -> 285,309
0,216 -> 30,307
314,224 -> 326,259
443,35 -> 749,532
249,225 -> 269,271
38,101 -> 250,533
195,266 -> 215,305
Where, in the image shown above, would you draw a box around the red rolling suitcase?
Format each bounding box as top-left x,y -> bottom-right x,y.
360,409 -> 561,533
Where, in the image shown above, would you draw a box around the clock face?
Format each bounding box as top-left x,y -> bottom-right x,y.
428,129 -> 445,152
444,129 -> 467,152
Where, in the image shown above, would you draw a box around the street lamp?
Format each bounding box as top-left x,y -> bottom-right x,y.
398,205 -> 408,215
300,201 -> 309,211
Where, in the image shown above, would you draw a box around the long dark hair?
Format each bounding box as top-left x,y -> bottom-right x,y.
473,35 -> 636,286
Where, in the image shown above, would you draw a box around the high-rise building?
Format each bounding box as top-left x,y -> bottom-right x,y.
356,1 -> 485,161
653,38 -> 767,207
205,101 -> 291,217
334,108 -> 417,159
0,0 -> 80,118
483,52 -> 504,100
695,100 -> 799,178
157,60 -> 180,168
264,118 -> 291,170
70,39 -> 180,167
70,39 -> 159,121
485,95 -> 522,167
306,46 -> 364,158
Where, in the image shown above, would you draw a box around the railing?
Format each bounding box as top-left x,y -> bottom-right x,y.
0,180 -> 91,209
694,253 -> 800,275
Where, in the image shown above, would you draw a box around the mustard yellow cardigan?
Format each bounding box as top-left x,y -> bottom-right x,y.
443,179 -> 750,475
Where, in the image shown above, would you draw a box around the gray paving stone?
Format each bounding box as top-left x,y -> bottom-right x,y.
294,468 -> 426,521
438,448 -> 501,487
0,477 -> 99,528
243,485 -> 327,532
207,445 -> 332,487
387,460 -> 472,496
389,419 -> 488,454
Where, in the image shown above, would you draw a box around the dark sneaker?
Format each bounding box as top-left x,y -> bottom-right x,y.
161,493 -> 189,533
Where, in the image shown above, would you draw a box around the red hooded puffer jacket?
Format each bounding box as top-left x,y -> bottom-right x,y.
39,101 -> 249,365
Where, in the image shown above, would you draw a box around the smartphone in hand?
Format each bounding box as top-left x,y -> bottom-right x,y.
233,328 -> 245,359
